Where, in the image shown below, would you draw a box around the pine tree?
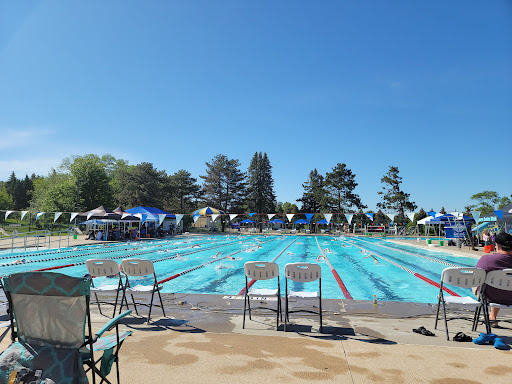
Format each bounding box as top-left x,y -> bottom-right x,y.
297,169 -> 327,213
377,166 -> 417,216
200,154 -> 246,212
246,152 -> 276,213
168,170 -> 201,213
325,163 -> 366,213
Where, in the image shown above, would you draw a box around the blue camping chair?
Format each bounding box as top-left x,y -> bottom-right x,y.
0,272 -> 132,384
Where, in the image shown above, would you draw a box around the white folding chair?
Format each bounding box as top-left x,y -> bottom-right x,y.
477,269 -> 512,334
120,259 -> 166,324
284,263 -> 322,332
243,261 -> 281,330
86,259 -> 127,317
434,267 -> 486,340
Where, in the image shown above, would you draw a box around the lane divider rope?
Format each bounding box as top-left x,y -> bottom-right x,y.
316,236 -> 353,300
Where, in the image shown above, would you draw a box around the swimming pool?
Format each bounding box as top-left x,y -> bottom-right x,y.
0,235 -> 478,303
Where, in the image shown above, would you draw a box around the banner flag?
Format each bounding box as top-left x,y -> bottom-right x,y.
87,212 -> 94,220
158,214 -> 166,226
175,214 -> 184,225
471,211 -> 481,223
193,214 -> 200,223
345,213 -> 354,224
427,211 -> 436,217
5,211 -> 13,220
365,213 -> 374,221
229,214 -> 238,221
70,212 -> 79,222
386,213 -> 396,222
323,213 -> 332,223
286,214 -> 295,222
54,212 -> 62,223
21,211 -> 28,221
211,214 -> 219,222
406,212 -> 416,222
494,210 -> 504,220
36,212 -> 45,221
248,212 -> 257,217
267,214 -> 276,220
305,213 -> 314,223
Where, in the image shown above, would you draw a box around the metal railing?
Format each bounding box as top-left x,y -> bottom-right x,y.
0,229 -> 75,253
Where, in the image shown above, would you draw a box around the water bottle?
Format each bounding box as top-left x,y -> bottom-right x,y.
373,294 -> 378,306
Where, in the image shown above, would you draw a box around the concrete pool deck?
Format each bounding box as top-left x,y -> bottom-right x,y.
1,294 -> 512,383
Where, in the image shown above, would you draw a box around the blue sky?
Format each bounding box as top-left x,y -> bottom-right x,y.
1,1 -> 511,213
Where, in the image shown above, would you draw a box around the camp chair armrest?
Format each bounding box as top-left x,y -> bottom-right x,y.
95,310 -> 132,338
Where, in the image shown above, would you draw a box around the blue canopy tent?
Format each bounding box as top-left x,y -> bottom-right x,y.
316,219 -> 328,225
293,219 -> 308,224
269,219 -> 285,224
240,219 -> 256,224
126,206 -> 176,236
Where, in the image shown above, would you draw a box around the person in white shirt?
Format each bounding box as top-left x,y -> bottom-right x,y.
96,231 -> 103,241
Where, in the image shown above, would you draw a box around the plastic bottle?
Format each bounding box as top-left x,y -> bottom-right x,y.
373,295 -> 378,306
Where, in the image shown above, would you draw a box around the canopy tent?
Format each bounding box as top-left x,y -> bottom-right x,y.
240,219 -> 256,224
268,219 -> 285,224
126,206 -> 175,222
113,207 -> 140,221
316,219 -> 329,225
193,207 -> 225,216
78,205 -> 120,220
293,219 -> 309,224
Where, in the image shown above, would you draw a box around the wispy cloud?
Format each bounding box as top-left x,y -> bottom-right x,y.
0,128 -> 55,150
0,157 -> 62,179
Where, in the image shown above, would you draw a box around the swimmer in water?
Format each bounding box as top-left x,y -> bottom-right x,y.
364,254 -> 379,263
324,248 -> 331,253
176,253 -> 181,260
227,256 -> 235,260
211,251 -> 220,259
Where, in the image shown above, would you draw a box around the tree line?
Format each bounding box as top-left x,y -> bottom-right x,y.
0,153 -> 510,221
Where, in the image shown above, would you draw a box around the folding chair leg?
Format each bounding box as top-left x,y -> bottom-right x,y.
472,306 -> 481,332
434,293 -> 442,330
284,293 -> 288,332
94,292 -> 103,316
441,298 -> 449,340
157,288 -> 166,318
319,296 -> 323,333
243,293 -> 247,329
147,290 -> 156,324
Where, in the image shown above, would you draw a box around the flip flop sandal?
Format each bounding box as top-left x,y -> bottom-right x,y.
490,320 -> 500,328
413,326 -> 435,336
453,332 -> 472,342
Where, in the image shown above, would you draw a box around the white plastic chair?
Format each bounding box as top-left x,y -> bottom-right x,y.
434,267 -> 486,340
477,269 -> 512,334
120,259 -> 166,324
86,259 -> 127,317
243,261 -> 281,330
284,263 -> 322,332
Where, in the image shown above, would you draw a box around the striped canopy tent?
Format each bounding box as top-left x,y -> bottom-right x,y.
192,207 -> 225,216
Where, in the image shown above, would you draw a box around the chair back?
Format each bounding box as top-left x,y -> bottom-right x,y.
86,259 -> 120,277
285,263 -> 321,282
121,259 -> 155,277
3,272 -> 90,348
440,267 -> 486,288
244,261 -> 279,280
484,269 -> 512,291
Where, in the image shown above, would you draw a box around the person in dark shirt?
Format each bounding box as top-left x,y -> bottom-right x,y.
476,232 -> 512,326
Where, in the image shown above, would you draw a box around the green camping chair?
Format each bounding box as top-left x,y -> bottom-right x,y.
0,272 -> 132,384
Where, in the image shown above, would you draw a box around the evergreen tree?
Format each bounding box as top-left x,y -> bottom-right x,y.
416,208 -> 427,221
439,206 -> 447,214
377,166 -> 417,215
168,170 -> 201,213
297,169 -> 327,213
246,152 -> 276,213
200,154 -> 246,212
325,163 -> 366,213
116,162 -> 165,209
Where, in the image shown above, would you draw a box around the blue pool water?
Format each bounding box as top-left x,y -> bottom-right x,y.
0,235 -> 478,303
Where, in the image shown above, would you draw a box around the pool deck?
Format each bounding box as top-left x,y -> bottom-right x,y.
1,293 -> 511,383
1,234 -> 509,383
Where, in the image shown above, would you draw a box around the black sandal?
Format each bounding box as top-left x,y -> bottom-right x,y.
453,332 -> 472,342
413,326 -> 435,336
